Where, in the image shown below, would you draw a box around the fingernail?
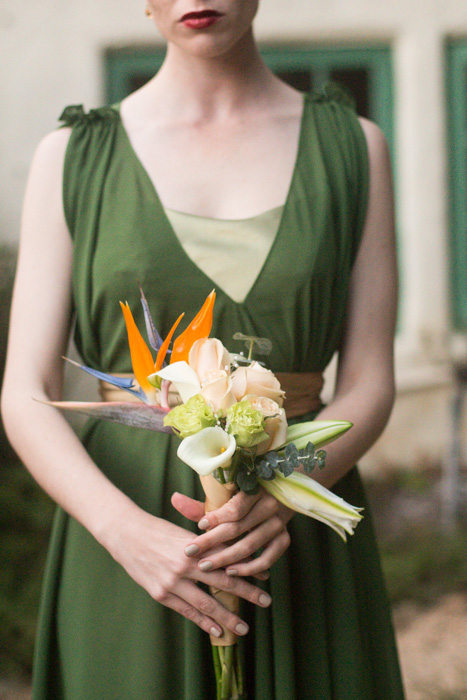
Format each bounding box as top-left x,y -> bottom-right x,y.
210,627 -> 222,638
184,544 -> 199,557
235,622 -> 249,636
199,560 -> 213,572
226,569 -> 238,577
259,593 -> 272,607
198,518 -> 210,530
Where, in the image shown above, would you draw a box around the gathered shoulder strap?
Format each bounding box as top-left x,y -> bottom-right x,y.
58,105 -> 120,239
306,86 -> 370,266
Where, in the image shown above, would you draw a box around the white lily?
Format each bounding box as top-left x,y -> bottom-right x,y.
150,361 -> 201,403
284,420 -> 352,450
177,426 -> 236,476
259,469 -> 363,541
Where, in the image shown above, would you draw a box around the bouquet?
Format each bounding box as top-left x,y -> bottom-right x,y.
47,288 -> 362,700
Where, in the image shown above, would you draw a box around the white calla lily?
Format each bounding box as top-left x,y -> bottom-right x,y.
259,469 -> 363,541
177,426 -> 237,476
150,361 -> 201,403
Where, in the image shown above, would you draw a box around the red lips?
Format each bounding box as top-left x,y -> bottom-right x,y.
180,9 -> 223,28
180,10 -> 223,21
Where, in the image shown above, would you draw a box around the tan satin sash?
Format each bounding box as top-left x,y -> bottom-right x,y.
98,371 -> 323,418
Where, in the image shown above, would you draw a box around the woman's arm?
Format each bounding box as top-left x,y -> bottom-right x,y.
179,119 -> 397,574
1,130 -> 270,638
309,117 -> 397,487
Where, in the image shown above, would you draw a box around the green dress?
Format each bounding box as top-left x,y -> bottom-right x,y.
32,94 -> 405,700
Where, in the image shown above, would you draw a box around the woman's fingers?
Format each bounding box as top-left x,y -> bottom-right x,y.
172,579 -> 253,637
156,589 -> 225,638
157,580 -> 249,638
254,569 -> 270,581
196,567 -> 272,610
196,489 -> 262,531
226,531 -> 291,577
156,574 -> 271,639
196,516 -> 287,571
171,492 -> 205,523
185,492 -> 279,556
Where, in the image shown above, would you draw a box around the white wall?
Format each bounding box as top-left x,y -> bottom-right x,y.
2,0 -> 467,469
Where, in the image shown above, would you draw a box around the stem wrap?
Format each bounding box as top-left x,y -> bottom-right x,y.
200,475 -> 239,647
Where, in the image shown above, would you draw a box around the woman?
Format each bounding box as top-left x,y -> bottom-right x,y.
2,0 -> 403,698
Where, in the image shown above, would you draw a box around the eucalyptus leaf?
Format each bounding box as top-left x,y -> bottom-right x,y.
257,460 -> 275,480
236,470 -> 259,494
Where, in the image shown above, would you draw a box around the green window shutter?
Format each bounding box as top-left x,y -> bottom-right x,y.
447,41 -> 467,330
105,46 -> 166,105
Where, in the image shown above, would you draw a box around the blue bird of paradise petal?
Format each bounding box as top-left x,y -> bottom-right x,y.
63,358 -> 148,403
139,285 -> 169,357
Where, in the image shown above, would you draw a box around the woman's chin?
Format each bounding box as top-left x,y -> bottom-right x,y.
169,28 -> 255,63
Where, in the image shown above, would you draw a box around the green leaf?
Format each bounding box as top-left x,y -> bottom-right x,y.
236,469 -> 259,494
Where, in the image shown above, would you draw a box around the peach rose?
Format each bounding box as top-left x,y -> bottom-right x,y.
245,396 -> 288,455
230,362 -> 285,406
200,371 -> 237,413
189,338 -> 231,386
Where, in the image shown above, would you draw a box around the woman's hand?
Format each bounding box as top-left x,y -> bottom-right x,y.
172,489 -> 294,578
104,504 -> 272,639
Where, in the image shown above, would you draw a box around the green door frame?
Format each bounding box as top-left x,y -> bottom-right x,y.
447,40 -> 467,330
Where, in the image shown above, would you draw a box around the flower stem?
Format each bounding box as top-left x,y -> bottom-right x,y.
221,645 -> 234,699
212,646 -> 222,700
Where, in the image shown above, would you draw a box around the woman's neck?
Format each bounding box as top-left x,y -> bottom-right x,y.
135,30 -> 288,123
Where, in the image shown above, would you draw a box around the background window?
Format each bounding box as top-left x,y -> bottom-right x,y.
447,40 -> 467,331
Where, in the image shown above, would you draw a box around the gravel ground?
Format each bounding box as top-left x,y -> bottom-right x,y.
2,594 -> 467,700
396,593 -> 467,700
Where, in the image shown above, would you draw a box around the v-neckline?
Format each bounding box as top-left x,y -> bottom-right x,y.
115,94 -> 309,306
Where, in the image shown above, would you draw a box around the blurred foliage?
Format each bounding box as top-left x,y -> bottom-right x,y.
365,470 -> 467,605
0,245 -> 55,678
381,526 -> 467,605
0,458 -> 55,678
0,245 -> 17,461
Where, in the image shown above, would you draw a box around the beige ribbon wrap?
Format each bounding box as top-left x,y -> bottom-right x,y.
200,474 -> 239,647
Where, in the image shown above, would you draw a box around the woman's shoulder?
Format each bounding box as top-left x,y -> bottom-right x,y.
357,117 -> 392,189
30,127 -> 72,183
357,116 -> 390,157
31,103 -> 121,173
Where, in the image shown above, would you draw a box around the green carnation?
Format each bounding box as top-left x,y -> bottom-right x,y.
163,395 -> 216,438
226,400 -> 269,448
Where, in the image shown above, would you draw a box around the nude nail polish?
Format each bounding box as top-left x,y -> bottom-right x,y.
210,627 -> 222,638
198,518 -> 210,530
259,593 -> 272,607
199,560 -> 213,572
185,544 -> 199,557
235,623 -> 249,636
